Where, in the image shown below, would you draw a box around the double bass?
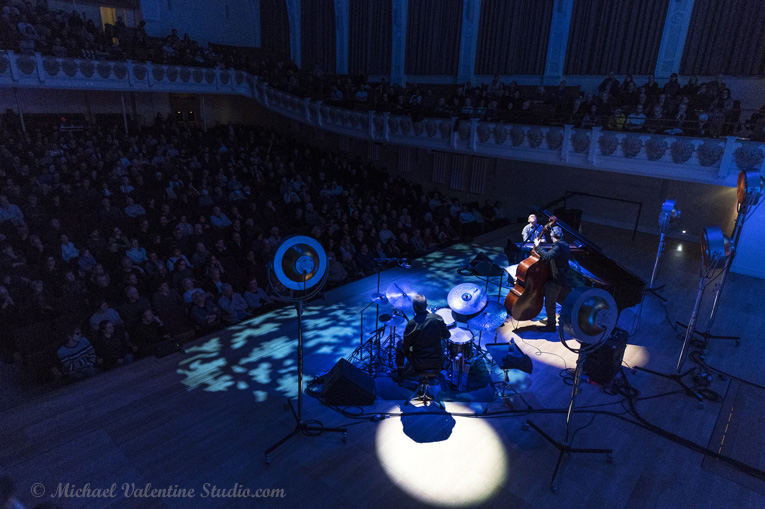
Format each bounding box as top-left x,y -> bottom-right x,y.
504,216 -> 557,320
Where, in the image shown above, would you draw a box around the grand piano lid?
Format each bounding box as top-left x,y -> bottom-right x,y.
533,207 -> 605,255
533,207 -> 647,309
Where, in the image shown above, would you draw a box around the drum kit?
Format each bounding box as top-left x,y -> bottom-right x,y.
353,279 -> 508,392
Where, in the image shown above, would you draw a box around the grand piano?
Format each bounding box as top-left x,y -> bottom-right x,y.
510,208 -> 646,314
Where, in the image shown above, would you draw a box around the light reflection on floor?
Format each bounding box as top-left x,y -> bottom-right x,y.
375,403 -> 508,507
175,240 -> 584,402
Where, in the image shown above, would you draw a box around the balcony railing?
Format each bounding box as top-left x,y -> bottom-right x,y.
2,51 -> 763,187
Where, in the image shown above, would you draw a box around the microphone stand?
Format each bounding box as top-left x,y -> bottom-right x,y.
265,266 -> 346,464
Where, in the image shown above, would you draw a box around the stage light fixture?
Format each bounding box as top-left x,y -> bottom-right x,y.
736,170 -> 763,208
658,199 -> 681,233
272,235 -> 327,292
560,288 -> 618,350
700,226 -> 732,271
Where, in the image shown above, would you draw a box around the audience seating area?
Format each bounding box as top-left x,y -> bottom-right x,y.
2,0 -> 764,140
1,1 -> 764,388
0,117 -> 507,385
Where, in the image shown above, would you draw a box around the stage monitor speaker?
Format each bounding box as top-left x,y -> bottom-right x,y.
322,359 -> 377,406
583,327 -> 628,385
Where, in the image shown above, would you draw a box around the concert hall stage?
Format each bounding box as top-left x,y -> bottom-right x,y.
1,223 -> 764,508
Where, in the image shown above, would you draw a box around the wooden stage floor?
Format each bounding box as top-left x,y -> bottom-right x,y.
2,223 -> 764,508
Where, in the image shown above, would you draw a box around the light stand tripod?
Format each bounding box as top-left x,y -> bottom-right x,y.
264,236 -> 347,464
524,288 -> 616,492
694,172 -> 761,349
676,226 -> 731,373
524,348 -> 612,491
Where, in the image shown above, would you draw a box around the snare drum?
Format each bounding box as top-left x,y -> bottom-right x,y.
435,307 -> 456,329
447,327 -> 474,360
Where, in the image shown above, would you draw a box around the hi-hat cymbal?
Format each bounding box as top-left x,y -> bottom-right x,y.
371,293 -> 388,305
447,283 -> 488,315
379,314 -> 406,327
385,283 -> 418,310
468,301 -> 508,331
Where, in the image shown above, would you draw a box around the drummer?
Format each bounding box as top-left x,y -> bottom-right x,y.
394,294 -> 450,381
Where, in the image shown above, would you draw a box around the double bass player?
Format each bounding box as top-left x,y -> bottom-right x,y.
533,225 -> 571,332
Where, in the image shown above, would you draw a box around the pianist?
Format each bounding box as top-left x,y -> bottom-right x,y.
534,226 -> 571,332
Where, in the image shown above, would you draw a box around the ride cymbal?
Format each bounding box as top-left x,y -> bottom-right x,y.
467,301 -> 508,331
447,282 -> 488,315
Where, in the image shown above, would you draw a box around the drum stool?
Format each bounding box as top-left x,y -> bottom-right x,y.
405,368 -> 443,409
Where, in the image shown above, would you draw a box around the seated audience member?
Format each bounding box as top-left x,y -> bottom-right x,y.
89,300 -> 124,332
131,309 -> 171,356
0,195 -> 24,226
152,281 -> 192,336
210,206 -> 232,229
57,328 -> 98,381
60,234 -> 79,263
203,267 -> 226,296
126,239 -> 148,265
326,251 -> 348,286
118,286 -> 153,331
93,320 -> 135,369
243,278 -> 273,311
189,290 -> 223,330
217,283 -> 250,324
172,259 -> 195,290
624,105 -> 647,132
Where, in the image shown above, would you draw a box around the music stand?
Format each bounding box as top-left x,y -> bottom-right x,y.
264,236 -> 347,464
524,289 -> 616,491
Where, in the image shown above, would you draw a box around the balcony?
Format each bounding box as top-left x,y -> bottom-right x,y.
2,51 -> 763,188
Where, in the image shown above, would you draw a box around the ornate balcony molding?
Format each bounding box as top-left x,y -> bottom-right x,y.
2,51 -> 763,187
0,51 -> 253,96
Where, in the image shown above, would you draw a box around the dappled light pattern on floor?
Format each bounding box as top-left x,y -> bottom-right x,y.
175,238 -> 572,404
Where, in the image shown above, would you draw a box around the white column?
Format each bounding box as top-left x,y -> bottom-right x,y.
390,0 -> 408,86
334,0 -> 349,74
655,0 -> 695,79
285,0 -> 301,67
543,0 -> 574,83
250,0 -> 262,47
457,0 -> 481,84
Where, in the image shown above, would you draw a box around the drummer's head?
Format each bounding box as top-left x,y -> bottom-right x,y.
412,294 -> 428,315
528,214 -> 537,225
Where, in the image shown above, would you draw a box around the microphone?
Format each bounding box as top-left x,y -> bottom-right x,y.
399,259 -> 411,269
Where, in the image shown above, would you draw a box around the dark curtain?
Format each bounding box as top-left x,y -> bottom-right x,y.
349,0 -> 392,75
681,0 -> 765,76
301,0 -> 336,72
405,0 -> 463,75
260,0 -> 291,58
475,0 -> 554,75
564,0 -> 670,75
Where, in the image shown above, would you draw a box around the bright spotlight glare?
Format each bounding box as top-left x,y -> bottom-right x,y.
375,403 -> 507,507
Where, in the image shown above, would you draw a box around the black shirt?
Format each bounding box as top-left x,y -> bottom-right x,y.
537,239 -> 570,286
403,311 -> 450,370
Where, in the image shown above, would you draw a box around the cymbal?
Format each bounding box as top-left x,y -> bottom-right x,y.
379,314 -> 406,327
468,301 -> 508,331
447,283 -> 488,315
371,293 -> 388,305
385,282 -> 418,310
